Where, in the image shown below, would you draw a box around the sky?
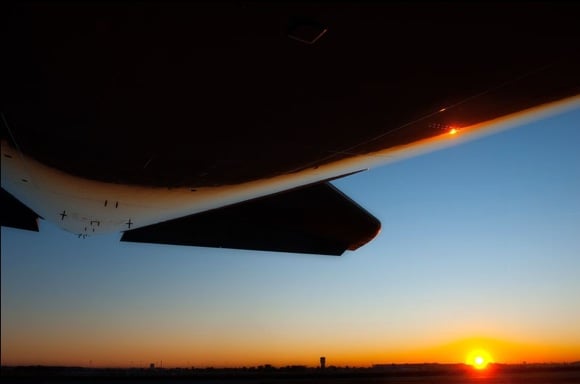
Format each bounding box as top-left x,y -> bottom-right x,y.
2,105 -> 580,368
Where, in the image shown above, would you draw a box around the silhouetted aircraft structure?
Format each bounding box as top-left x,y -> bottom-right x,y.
2,3 -> 579,255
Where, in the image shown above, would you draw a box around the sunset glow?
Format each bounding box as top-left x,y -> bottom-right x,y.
466,349 -> 492,370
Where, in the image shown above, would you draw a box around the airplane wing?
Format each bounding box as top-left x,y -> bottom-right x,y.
121,182 -> 380,256
2,3 -> 579,254
1,187 -> 40,232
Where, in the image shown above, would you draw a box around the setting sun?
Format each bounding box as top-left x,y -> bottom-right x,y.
466,349 -> 493,370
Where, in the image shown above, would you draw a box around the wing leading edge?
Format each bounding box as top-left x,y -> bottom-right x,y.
121,182 -> 380,256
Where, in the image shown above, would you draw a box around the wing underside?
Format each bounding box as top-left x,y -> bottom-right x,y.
121,182 -> 380,256
2,3 -> 579,255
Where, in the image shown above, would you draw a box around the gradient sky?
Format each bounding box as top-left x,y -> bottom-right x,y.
2,106 -> 580,368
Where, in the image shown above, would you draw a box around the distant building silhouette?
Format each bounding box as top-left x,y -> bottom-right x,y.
320,356 -> 326,370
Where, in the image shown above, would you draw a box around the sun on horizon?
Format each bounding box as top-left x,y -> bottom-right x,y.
466,349 -> 493,370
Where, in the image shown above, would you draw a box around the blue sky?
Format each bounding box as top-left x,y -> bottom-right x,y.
2,105 -> 580,367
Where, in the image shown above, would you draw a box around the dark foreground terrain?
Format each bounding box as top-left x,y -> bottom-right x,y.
2,363 -> 580,384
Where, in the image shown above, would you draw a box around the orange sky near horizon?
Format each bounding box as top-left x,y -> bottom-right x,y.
3,333 -> 580,368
